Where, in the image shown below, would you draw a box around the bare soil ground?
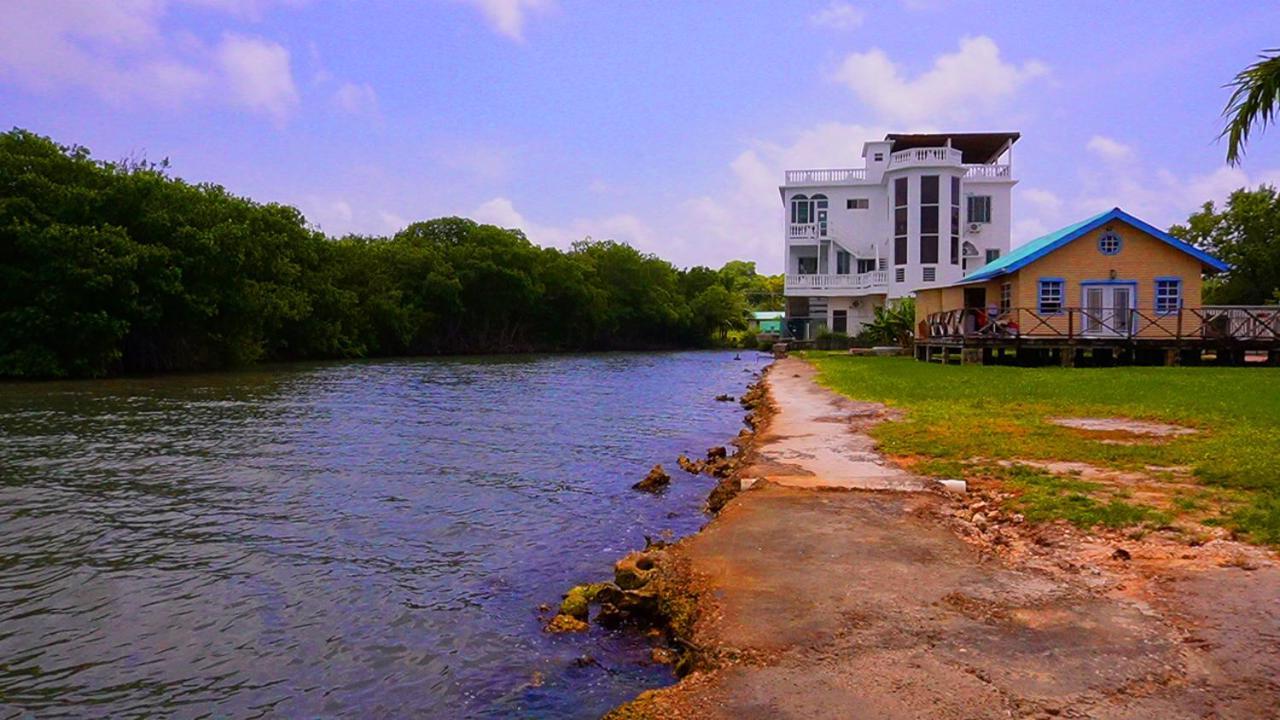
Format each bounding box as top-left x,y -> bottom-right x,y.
615,358 -> 1280,719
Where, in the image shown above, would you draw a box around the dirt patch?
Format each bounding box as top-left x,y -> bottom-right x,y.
1048,416 -> 1199,444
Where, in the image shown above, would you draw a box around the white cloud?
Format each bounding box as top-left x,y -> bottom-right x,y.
216,34 -> 299,123
809,2 -> 865,30
832,36 -> 1047,124
332,81 -> 379,116
459,0 -> 554,41
473,197 -> 666,257
1086,135 -> 1134,162
0,2 -> 312,123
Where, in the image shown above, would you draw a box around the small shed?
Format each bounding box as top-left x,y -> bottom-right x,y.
750,311 -> 785,335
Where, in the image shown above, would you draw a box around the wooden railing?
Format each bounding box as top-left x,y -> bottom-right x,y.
923,306 -> 1280,343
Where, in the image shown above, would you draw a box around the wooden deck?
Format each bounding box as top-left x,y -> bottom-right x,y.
917,305 -> 1280,366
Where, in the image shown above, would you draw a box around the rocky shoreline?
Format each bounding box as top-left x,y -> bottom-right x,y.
540,363 -> 775,688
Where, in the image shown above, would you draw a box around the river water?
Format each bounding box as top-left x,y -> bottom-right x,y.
0,351 -> 763,719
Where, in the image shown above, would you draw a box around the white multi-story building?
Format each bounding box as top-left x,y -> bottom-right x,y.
781,132 -> 1019,338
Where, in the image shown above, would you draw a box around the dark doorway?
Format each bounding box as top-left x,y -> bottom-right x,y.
832,310 -> 848,334
964,287 -> 987,308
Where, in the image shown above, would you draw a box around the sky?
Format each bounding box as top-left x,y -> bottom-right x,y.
3,0 -> 1279,271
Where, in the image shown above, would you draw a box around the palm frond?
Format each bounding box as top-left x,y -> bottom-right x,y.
1221,49 -> 1280,166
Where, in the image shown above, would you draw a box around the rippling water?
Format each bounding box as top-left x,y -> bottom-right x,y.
0,351 -> 762,719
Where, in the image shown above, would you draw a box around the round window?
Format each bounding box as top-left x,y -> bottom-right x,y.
1098,230 -> 1122,255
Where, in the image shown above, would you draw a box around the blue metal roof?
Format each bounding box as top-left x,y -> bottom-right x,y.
961,207 -> 1229,284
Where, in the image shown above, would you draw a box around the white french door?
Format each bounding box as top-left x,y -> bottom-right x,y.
1081,284 -> 1134,337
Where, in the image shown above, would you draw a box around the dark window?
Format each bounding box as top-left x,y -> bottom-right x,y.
832,310 -> 848,334
856,258 -> 876,274
967,195 -> 992,223
846,198 -> 869,209
920,206 -> 939,234
1156,278 -> 1182,314
1038,279 -> 1064,315
985,248 -> 1001,263
836,250 -> 851,274
894,178 -> 908,206
874,152 -> 884,162
920,235 -> 939,264
797,256 -> 817,274
921,175 -> 939,205
951,177 -> 960,205
894,207 -> 908,236
950,236 -> 959,265
894,236 -> 908,266
950,206 -> 960,235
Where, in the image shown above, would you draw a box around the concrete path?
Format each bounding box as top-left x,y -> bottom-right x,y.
746,358 -> 926,491
619,356 -> 1280,719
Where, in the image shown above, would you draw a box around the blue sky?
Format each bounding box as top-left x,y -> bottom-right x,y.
3,1 -> 1279,270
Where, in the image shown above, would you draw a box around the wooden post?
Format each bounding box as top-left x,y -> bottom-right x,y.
1060,347 -> 1075,368
1164,348 -> 1179,367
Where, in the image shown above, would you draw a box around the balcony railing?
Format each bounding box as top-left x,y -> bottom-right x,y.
785,271 -> 889,292
964,164 -> 1012,179
784,168 -> 868,185
788,223 -> 822,240
922,306 -> 1280,343
784,147 -> 1013,186
889,147 -> 964,167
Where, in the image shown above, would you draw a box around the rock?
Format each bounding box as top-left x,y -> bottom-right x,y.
714,394 -> 735,402
560,583 -> 608,620
676,454 -> 705,475
595,602 -> 626,627
615,551 -> 660,590
937,478 -> 967,494
706,446 -> 728,460
632,464 -> 671,492
972,512 -> 988,528
651,647 -> 678,665
1112,548 -> 1132,561
740,477 -> 759,491
544,613 -> 589,633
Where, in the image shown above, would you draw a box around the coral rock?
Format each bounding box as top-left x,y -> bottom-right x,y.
632,464 -> 671,492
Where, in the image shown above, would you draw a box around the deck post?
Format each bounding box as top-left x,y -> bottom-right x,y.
1059,347 -> 1075,368
1164,348 -> 1179,367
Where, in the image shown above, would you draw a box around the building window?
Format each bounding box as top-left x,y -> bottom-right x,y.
895,267 -> 905,283
797,256 -> 817,274
790,194 -> 812,224
836,250 -> 851,275
856,258 -> 876,274
967,195 -> 992,224
878,258 -> 888,271
999,283 -> 1012,313
922,266 -> 936,282
812,194 -> 828,237
1038,279 -> 1065,315
873,152 -> 884,162
950,176 -> 961,266
919,176 -> 939,264
1155,278 -> 1182,314
1098,230 -> 1122,255
894,177 -> 908,266
846,198 -> 869,209
985,248 -> 1001,263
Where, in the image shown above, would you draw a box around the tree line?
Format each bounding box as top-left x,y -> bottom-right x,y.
0,130 -> 781,379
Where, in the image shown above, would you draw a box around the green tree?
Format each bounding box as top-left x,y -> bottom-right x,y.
1221,49 -> 1280,166
1169,185 -> 1280,304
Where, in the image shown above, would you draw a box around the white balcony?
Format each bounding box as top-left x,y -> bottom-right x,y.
889,146 -> 964,167
784,168 -> 868,185
785,271 -> 889,294
964,164 -> 1012,179
788,223 -> 821,240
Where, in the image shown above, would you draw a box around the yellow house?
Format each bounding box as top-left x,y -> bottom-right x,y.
914,208 -> 1242,363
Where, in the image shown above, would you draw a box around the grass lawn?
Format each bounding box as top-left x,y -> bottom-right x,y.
801,352 -> 1280,545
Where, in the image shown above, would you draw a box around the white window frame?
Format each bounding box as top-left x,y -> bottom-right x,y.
967,195 -> 992,224
1155,278 -> 1182,315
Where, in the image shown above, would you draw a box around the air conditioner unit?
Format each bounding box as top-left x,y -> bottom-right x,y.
967,222 -> 983,234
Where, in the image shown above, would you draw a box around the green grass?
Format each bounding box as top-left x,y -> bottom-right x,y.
801,353 -> 1280,544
